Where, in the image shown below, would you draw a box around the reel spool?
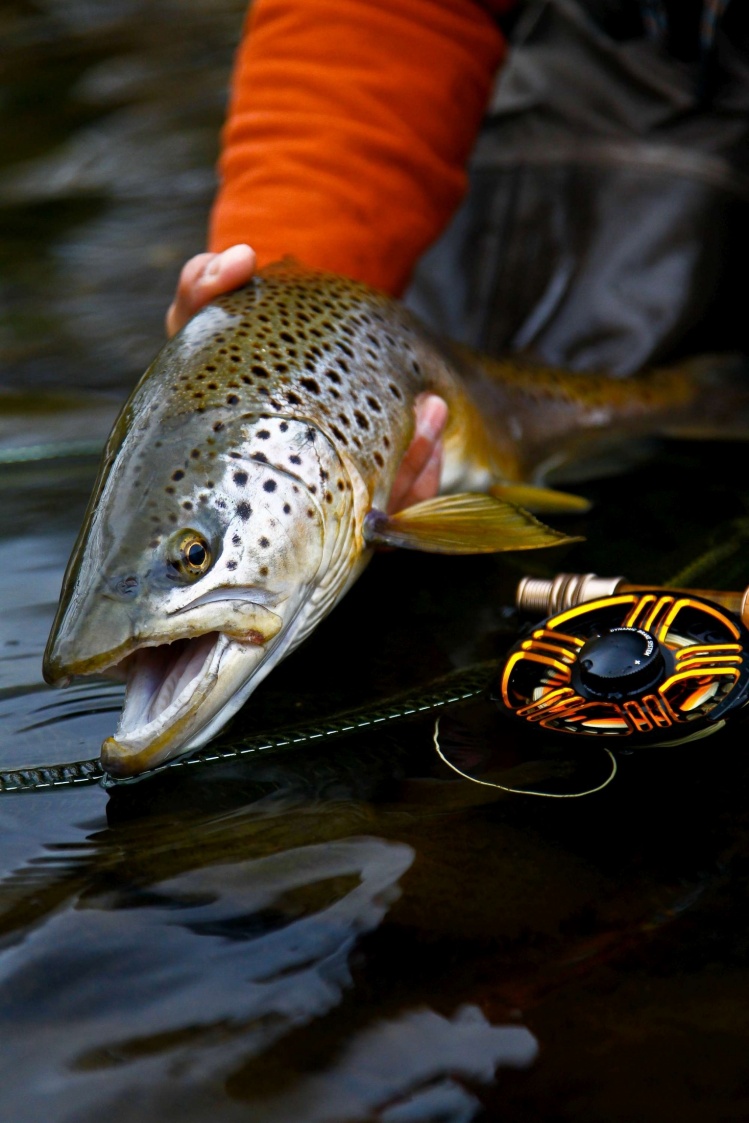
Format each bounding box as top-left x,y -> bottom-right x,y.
498,589 -> 749,746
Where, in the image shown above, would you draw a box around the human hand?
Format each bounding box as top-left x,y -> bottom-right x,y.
165,244 -> 257,337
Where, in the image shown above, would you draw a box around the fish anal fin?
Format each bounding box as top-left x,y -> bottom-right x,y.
363,493 -> 584,554
489,484 -> 592,514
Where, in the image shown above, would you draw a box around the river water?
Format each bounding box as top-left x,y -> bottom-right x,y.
3,2 -> 749,1121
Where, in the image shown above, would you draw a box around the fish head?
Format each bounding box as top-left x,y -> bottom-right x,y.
43,404 -> 365,777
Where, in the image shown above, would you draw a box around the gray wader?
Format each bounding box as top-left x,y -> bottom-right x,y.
405,0 -> 749,374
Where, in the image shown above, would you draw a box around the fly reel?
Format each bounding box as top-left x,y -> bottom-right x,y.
499,588 -> 749,746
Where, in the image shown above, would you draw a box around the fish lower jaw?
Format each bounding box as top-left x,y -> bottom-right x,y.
101,631 -> 254,778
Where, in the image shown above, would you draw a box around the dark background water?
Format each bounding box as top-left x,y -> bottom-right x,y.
3,2 -> 749,1121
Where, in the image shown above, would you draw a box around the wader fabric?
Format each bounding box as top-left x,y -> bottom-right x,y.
405,0 -> 749,375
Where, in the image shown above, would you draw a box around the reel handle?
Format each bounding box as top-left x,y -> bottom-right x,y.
516,573 -> 748,625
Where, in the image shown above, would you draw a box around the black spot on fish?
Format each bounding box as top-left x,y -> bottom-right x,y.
237,502 -> 252,520
366,395 -> 381,411
227,560 -> 238,571
165,486 -> 175,495
183,501 -> 193,510
260,566 -> 269,577
331,425 -> 348,445
191,449 -> 201,459
325,491 -> 333,503
306,427 -> 316,441
285,391 -> 302,406
172,469 -> 185,481
233,471 -> 249,486
283,503 -> 291,514
301,377 -> 320,394
205,365 -> 216,372
388,383 -> 402,399
229,451 -> 241,459
258,430 -> 270,440
374,451 -> 384,468
259,537 -> 270,548
337,480 -> 345,491
252,365 -> 270,378
263,479 -> 277,492
354,410 -> 370,430
306,509 -> 315,518
227,394 -> 240,405
289,455 -> 301,466
213,422 -> 224,432
383,435 -> 391,449
232,533 -> 241,546
280,422 -> 288,432
252,452 -> 268,464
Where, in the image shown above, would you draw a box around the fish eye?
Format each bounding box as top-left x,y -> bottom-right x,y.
168,530 -> 213,580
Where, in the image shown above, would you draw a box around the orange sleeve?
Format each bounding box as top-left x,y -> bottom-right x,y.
208,0 -> 511,295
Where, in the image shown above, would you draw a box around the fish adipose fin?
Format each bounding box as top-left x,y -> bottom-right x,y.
363,493 -> 584,554
489,484 -> 592,514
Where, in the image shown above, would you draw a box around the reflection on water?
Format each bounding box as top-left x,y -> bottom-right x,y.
4,1 -> 749,1120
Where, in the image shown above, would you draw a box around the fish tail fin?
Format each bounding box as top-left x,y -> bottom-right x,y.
660,352 -> 749,440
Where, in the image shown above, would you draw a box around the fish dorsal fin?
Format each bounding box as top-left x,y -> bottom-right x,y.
489,484 -> 591,514
363,493 -> 584,554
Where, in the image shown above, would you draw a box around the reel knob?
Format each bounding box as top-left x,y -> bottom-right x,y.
572,627 -> 668,700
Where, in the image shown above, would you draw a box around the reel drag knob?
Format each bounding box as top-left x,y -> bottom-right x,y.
572,627 -> 669,701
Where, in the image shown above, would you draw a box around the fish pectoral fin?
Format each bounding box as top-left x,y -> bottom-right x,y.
489,483 -> 592,514
363,493 -> 584,554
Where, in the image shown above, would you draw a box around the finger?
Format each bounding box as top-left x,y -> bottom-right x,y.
165,244 -> 257,337
406,440 -> 444,506
388,393 -> 448,512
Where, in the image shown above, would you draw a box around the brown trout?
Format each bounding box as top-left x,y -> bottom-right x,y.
43,262 -> 749,777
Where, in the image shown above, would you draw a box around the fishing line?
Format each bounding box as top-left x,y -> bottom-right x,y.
0,662 -> 495,795
432,717 -> 618,798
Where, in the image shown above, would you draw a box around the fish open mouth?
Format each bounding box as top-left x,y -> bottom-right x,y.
115,632 -> 222,737
100,631 -> 253,778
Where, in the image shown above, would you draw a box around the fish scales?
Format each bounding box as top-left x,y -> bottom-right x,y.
43,262 -> 749,777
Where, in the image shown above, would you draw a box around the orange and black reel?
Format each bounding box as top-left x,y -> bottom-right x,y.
498,590 -> 749,746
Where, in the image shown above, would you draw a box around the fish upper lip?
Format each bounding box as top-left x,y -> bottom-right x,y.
44,590 -> 283,684
168,586 -> 282,614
